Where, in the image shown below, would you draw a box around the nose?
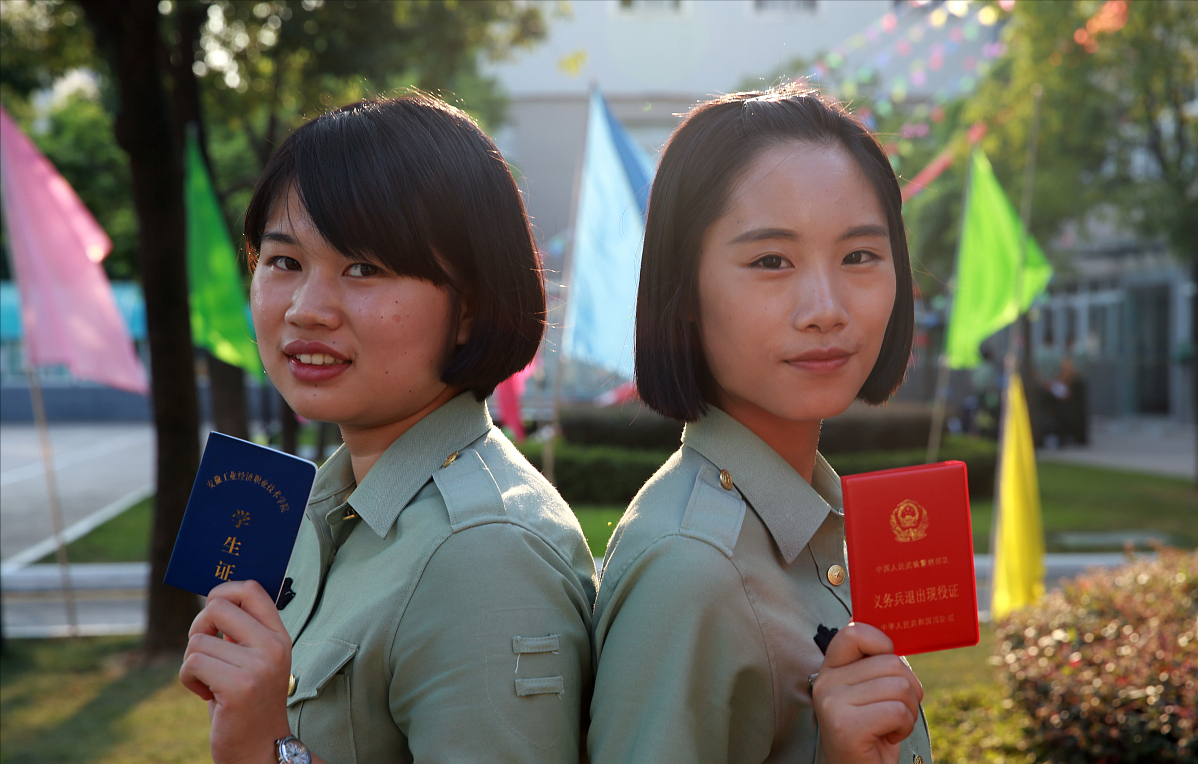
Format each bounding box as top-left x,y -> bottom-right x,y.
792,263 -> 849,333
285,271 -> 342,330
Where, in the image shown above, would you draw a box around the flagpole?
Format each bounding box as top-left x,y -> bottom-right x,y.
990,84 -> 1044,614
544,85 -> 594,485
926,141 -> 976,464
1004,84 -> 1044,376
25,368 -> 80,637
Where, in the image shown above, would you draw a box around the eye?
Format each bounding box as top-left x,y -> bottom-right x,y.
266,255 -> 301,271
751,254 -> 789,270
346,262 -> 382,277
842,250 -> 878,265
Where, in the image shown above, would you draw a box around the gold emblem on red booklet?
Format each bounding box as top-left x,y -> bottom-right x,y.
890,499 -> 929,542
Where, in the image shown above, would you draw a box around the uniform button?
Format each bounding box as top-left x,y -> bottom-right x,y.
441,451 -> 459,468
343,507 -> 357,520
719,470 -> 734,491
288,674 -> 297,697
827,564 -> 846,586
913,756 -> 925,764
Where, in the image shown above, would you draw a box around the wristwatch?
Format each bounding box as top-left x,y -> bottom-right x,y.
275,735 -> 312,764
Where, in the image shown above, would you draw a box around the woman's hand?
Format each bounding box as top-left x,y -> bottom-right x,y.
811,621 -> 924,764
179,580 -> 294,764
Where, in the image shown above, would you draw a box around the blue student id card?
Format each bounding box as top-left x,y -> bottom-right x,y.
164,432 -> 317,599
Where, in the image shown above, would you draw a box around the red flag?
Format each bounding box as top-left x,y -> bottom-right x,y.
0,106 -> 148,393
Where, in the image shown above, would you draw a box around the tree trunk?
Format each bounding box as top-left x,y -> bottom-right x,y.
172,0 -> 250,441
81,0 -> 201,659
208,353 -> 250,440
281,395 -> 300,456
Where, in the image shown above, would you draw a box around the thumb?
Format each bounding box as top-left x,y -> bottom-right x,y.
821,621 -> 896,669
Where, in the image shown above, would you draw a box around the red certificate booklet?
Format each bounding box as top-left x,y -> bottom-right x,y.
842,460 -> 980,656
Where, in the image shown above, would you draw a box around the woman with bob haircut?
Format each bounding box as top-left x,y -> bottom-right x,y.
179,94 -> 596,764
589,84 -> 933,764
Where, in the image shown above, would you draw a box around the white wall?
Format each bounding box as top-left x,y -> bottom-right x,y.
488,0 -> 893,98
487,0 -> 897,244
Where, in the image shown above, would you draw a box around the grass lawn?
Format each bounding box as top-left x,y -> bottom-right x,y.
45,461 -> 1194,565
0,637 -> 210,764
575,506 -> 625,557
36,497 -> 154,565
968,461 -> 1197,554
906,623 -> 998,695
0,626 -> 1038,763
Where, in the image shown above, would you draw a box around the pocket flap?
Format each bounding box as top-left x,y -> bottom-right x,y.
287,637 -> 358,706
512,634 -> 559,654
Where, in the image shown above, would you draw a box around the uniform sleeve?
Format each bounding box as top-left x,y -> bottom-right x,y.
388,522 -> 593,763
589,534 -> 775,764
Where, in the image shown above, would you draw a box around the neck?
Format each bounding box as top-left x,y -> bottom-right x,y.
713,393 -> 822,484
340,386 -> 462,484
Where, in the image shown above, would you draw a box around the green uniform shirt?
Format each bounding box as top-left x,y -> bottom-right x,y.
281,394 -> 596,764
590,407 -> 933,763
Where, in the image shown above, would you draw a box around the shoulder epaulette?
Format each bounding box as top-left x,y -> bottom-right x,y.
432,449 -> 507,533
678,462 -> 747,558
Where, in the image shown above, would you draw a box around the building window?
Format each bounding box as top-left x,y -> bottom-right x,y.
754,0 -> 818,11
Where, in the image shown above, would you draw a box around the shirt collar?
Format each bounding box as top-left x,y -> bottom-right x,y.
307,392 -> 493,538
682,406 -> 842,564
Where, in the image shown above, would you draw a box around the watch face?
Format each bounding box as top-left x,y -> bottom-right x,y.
278,737 -> 311,764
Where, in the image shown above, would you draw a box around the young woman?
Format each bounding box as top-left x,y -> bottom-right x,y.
589,86 -> 932,764
179,95 -> 596,764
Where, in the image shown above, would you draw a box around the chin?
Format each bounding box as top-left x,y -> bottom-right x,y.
281,391 -> 344,425
761,391 -> 860,423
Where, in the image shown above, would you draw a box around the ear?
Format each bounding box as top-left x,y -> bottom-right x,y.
455,291 -> 475,345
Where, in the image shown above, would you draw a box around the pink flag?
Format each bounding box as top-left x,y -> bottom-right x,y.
495,361 -> 537,443
0,106 -> 148,394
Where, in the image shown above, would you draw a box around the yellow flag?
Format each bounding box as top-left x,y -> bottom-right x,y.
991,372 -> 1046,619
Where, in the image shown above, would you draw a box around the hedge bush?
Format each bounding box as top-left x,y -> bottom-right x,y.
994,548 -> 1198,763
556,406 -> 682,451
517,441 -> 673,507
518,435 -> 996,506
833,434 -> 997,499
552,400 -> 939,453
820,400 -> 936,453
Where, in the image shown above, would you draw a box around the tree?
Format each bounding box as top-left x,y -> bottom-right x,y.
4,0 -> 551,656
961,0 -> 1197,482
963,0 -> 1196,263
79,0 -> 203,657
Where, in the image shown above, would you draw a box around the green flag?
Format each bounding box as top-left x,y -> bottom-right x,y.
945,149 -> 1053,369
186,131 -> 262,374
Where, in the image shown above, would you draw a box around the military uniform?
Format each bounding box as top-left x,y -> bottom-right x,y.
280,394 -> 596,764
589,407 -> 932,764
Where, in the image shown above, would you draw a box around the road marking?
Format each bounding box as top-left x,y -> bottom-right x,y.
0,431 -> 152,487
0,484 -> 154,573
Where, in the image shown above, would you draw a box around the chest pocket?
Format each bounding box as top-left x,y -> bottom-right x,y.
287,637 -> 359,764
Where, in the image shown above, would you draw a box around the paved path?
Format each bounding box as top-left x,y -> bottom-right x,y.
0,553 -> 1151,636
0,416 -> 1192,638
1037,415 -> 1196,481
0,423 -> 154,563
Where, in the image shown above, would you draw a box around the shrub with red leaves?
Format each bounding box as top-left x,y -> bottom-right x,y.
995,548 -> 1198,763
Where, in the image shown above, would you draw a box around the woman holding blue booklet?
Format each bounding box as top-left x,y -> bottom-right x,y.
588,86 -> 933,764
179,94 -> 596,764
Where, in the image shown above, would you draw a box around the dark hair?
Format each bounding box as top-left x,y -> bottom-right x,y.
635,84 -> 915,421
244,94 -> 544,401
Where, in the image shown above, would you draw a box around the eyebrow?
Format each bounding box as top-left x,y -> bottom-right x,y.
260,231 -> 299,246
727,223 -> 890,246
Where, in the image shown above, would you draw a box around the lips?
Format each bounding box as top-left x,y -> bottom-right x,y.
786,347 -> 852,374
282,340 -> 350,382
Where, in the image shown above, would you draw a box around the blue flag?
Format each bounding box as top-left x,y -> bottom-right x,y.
564,89 -> 655,380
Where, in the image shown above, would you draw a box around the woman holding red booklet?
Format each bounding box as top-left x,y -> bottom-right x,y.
589,85 -> 932,764
177,95 -> 596,764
